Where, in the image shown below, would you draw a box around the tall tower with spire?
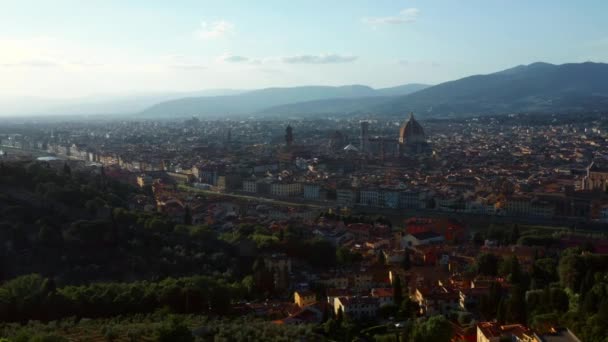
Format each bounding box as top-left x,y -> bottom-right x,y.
285,125 -> 294,148
360,121 -> 369,153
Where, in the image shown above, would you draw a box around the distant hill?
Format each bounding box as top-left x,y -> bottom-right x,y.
139,84 -> 430,118
257,96 -> 394,116
0,89 -> 245,117
374,83 -> 430,96
375,62 -> 608,116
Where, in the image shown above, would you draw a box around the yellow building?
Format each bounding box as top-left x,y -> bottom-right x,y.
294,290 -> 316,308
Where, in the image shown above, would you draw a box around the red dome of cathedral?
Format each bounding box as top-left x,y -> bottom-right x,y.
399,112 -> 426,145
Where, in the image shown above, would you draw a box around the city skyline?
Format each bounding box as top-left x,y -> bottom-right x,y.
1,0 -> 608,99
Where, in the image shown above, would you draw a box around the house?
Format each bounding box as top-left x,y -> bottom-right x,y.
534,328 -> 582,342
401,231 -> 445,248
334,296 -> 380,320
278,305 -> 324,325
414,286 -> 460,316
350,272 -> 373,292
371,288 -> 394,307
459,287 -> 490,310
477,322 -> 536,342
317,274 -> 349,289
294,290 -> 317,308
326,288 -> 352,308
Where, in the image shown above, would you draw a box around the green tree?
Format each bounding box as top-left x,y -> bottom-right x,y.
506,286 -> 526,324
510,224 -> 520,245
558,253 -> 585,291
393,275 -> 403,307
62,163 -> 71,176
183,206 -> 192,225
402,250 -> 411,270
476,253 -> 500,276
155,316 -> 194,342
410,315 -> 452,342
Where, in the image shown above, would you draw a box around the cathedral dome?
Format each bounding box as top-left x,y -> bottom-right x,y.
399,112 -> 426,145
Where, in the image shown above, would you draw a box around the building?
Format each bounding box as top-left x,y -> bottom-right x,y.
401,231 -> 445,248
400,191 -> 422,209
582,160 -> 608,192
414,286 -> 460,316
477,322 -> 536,342
398,113 -> 430,156
242,179 -> 258,193
303,183 -> 321,200
360,121 -> 370,154
337,188 -> 357,207
534,329 -> 582,342
136,174 -> 153,188
294,290 -> 317,308
359,189 -> 381,207
270,182 -> 302,197
350,272 -> 374,292
382,191 -> 400,208
371,288 -> 394,307
334,296 -> 380,320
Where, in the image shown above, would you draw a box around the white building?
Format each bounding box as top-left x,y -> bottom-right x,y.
242,179 -> 258,193
270,182 -> 302,197
336,189 -> 357,207
303,184 -> 321,200
334,296 -> 380,319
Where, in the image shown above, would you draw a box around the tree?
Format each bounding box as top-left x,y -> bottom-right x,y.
401,299 -> 419,319
155,316 -> 194,342
496,298 -> 506,324
402,250 -> 411,270
393,275 -> 403,307
558,253 -> 585,291
30,335 -> 69,342
506,286 -> 526,324
183,206 -> 192,225
473,232 -> 484,246
499,256 -> 521,284
410,315 -> 452,342
377,250 -> 386,265
510,224 -> 520,245
477,253 -> 500,276
62,163 -> 71,176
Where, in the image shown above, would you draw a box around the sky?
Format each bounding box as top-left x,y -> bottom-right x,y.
1,0 -> 608,99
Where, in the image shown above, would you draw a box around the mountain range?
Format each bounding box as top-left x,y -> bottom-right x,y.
139,84 -> 429,118
374,61 -> 608,116
141,62 -> 608,118
2,62 -> 607,118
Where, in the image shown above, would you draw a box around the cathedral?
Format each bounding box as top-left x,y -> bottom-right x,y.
582,161 -> 608,192
398,112 -> 430,155
357,112 -> 431,159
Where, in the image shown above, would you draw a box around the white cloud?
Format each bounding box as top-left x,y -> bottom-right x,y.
217,54 -> 250,63
363,8 -> 420,26
281,54 -> 358,64
398,59 -> 440,68
1,59 -> 59,68
195,20 -> 235,40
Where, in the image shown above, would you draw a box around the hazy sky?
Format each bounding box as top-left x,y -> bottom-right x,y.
1,0 -> 607,98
